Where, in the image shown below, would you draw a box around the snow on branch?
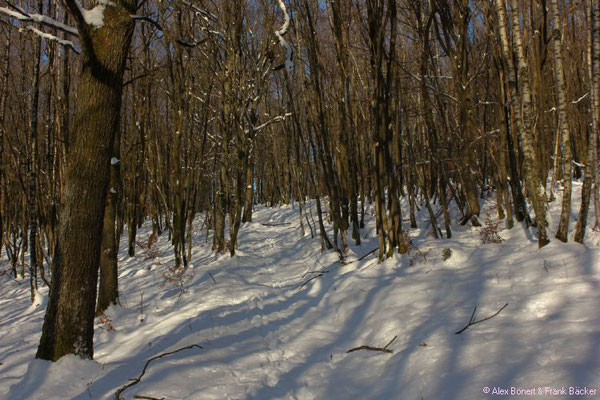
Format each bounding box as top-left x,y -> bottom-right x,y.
180,0 -> 217,22
22,25 -> 81,53
572,92 -> 589,104
0,4 -> 78,36
252,112 -> 292,132
274,0 -> 293,72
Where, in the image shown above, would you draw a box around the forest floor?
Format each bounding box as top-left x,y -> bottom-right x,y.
1,183 -> 600,400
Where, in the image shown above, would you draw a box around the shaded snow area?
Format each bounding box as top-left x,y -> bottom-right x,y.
1,184 -> 600,399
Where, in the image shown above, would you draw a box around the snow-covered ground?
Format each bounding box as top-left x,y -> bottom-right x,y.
1,183 -> 599,399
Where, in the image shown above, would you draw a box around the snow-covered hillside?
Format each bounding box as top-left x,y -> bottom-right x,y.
1,184 -> 599,399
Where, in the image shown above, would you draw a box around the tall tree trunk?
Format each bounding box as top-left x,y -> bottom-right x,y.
575,0 -> 600,242
242,158 -> 253,223
366,0 -> 394,260
496,0 -> 549,247
0,35 -> 9,253
593,9 -> 600,231
97,130 -> 121,314
28,0 -> 43,302
36,0 -> 136,361
551,0 -> 573,242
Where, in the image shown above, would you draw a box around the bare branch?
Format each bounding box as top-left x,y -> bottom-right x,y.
131,14 -> 208,48
62,0 -> 86,31
295,273 -> 323,290
347,336 -> 397,354
114,344 -> 203,400
0,4 -> 78,36
455,303 -> 509,334
22,25 -> 80,53
252,113 -> 291,132
179,0 -> 218,22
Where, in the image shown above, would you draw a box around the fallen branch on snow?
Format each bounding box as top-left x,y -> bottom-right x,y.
260,222 -> 292,227
295,247 -> 381,291
114,344 -> 203,400
455,303 -> 508,335
296,273 -> 323,290
301,270 -> 330,278
208,272 -> 217,284
347,335 -> 397,354
355,247 -> 379,262
341,247 -> 379,266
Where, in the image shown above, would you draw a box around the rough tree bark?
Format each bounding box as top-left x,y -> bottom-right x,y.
36,0 -> 136,361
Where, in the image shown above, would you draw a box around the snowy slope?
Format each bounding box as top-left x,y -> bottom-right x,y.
1,183 -> 599,400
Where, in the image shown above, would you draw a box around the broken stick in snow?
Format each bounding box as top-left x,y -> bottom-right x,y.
301,270 -> 330,278
455,303 -> 509,334
347,335 -> 397,354
114,344 -> 203,400
260,222 -> 291,227
208,272 -> 217,284
296,273 -> 323,290
340,247 -> 379,266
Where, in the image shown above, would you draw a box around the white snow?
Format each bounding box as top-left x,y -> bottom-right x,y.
275,0 -> 293,72
1,183 -> 599,399
21,26 -> 81,54
572,92 -> 589,104
0,7 -> 79,35
111,157 -> 120,165
76,0 -> 114,29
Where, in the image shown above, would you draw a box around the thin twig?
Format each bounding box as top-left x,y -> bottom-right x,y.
208,272 -> 216,284
356,247 -> 379,262
347,335 -> 398,354
301,270 -> 329,278
455,303 -> 508,334
342,247 -> 379,266
346,345 -> 392,354
114,344 -> 203,400
296,273 -> 323,290
383,335 -> 398,350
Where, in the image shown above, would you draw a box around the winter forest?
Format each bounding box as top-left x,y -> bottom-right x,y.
0,0 -> 599,398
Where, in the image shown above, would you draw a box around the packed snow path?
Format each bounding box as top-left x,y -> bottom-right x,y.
1,198 -> 600,399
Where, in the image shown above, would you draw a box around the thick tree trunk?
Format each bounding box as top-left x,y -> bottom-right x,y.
36,1 -> 135,361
